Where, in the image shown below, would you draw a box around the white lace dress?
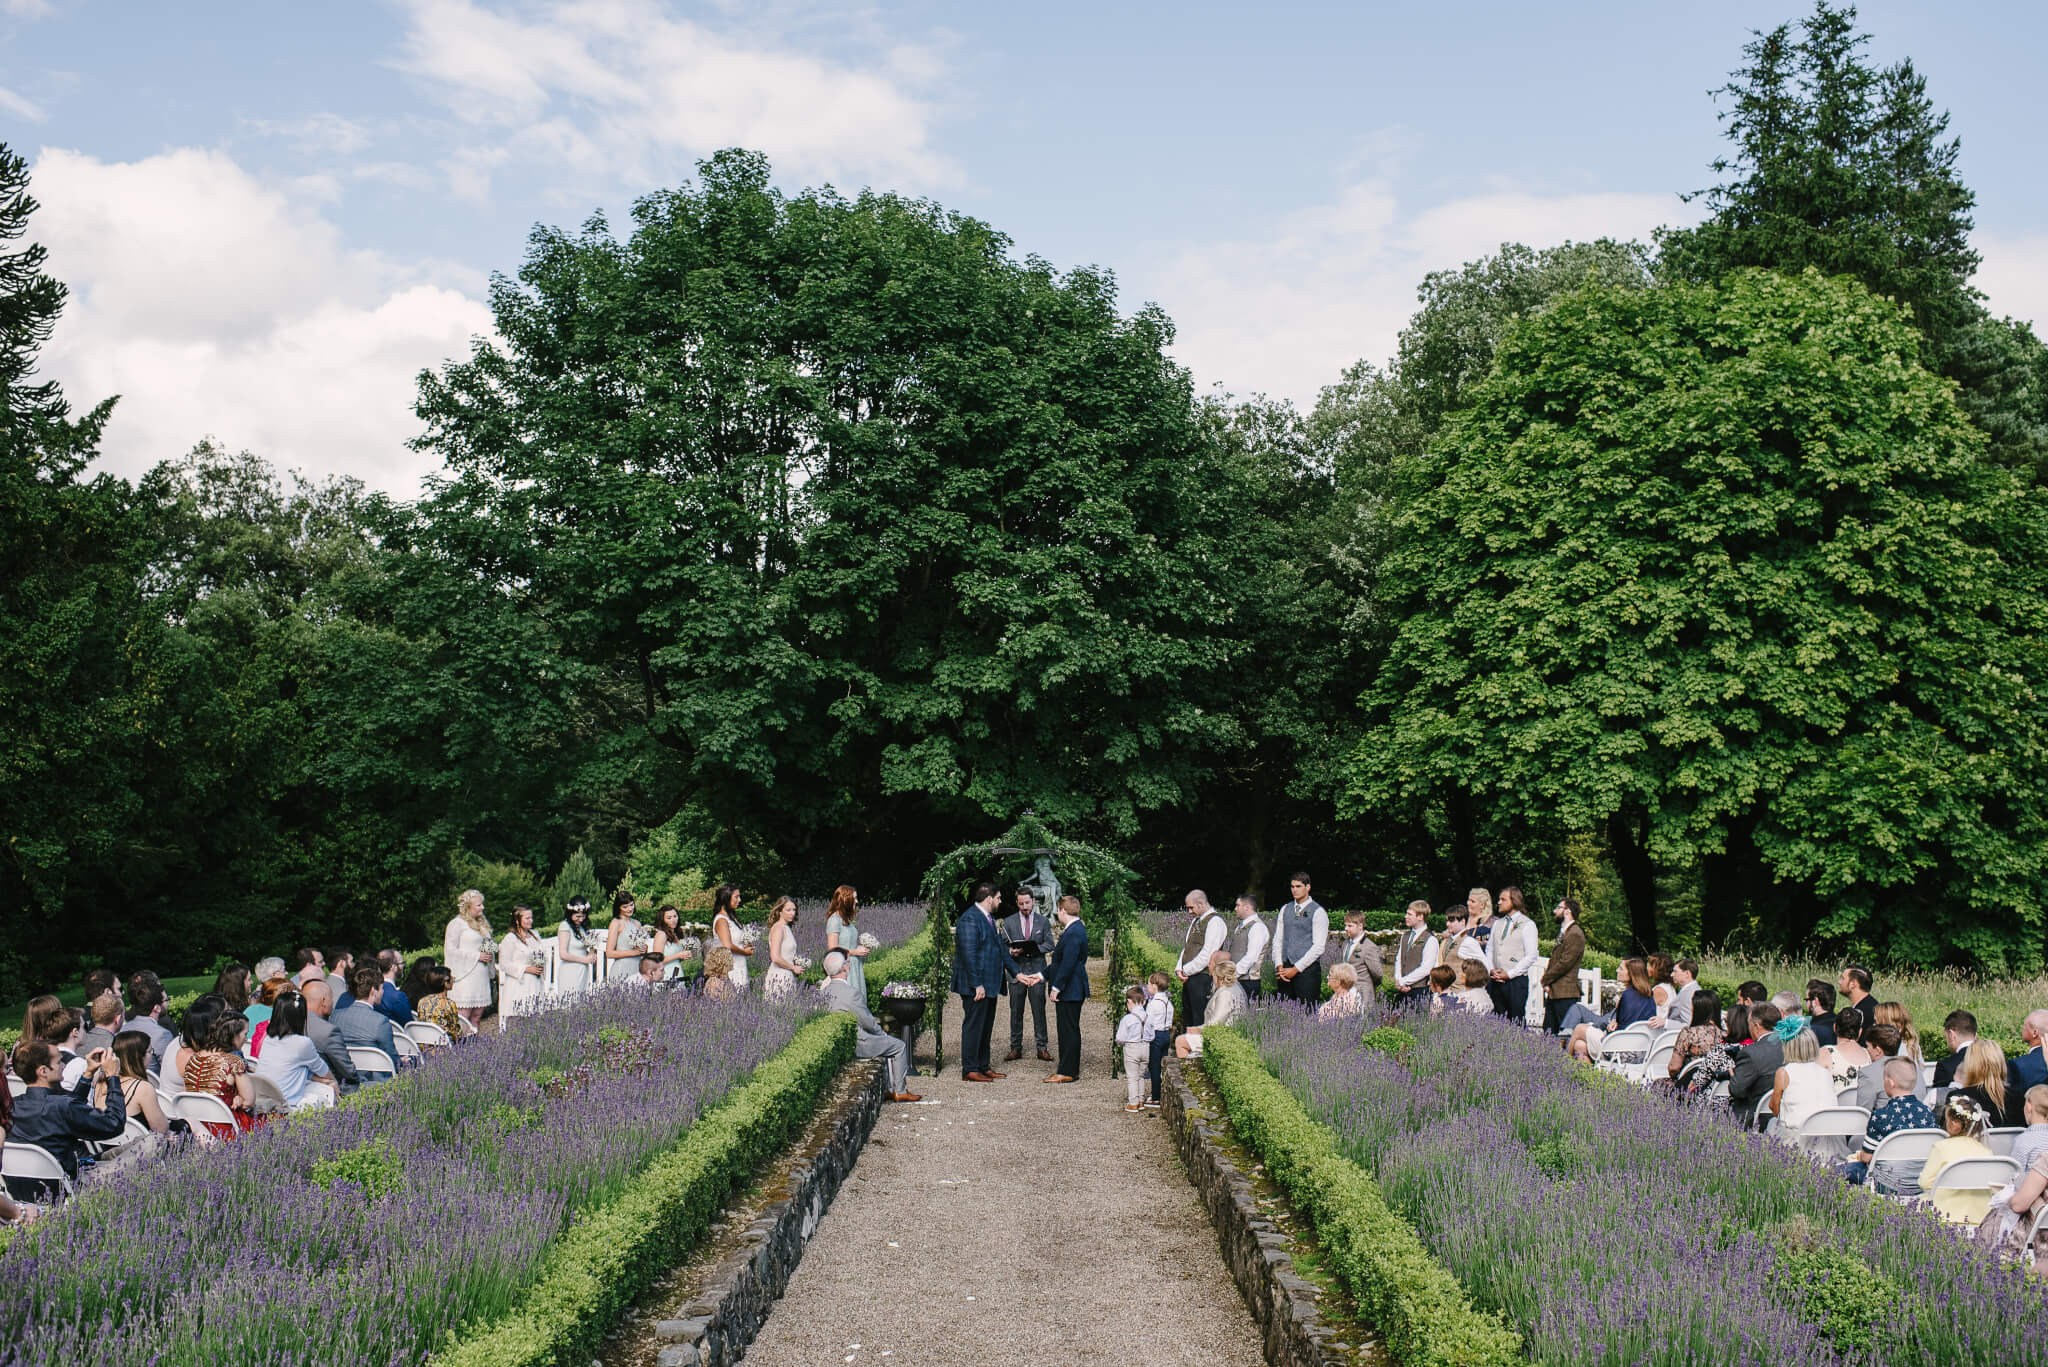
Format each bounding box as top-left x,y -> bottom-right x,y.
498,932 -> 547,1018
446,916 -> 493,1009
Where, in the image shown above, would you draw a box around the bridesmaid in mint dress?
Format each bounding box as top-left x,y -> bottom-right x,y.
824,884 -> 867,1001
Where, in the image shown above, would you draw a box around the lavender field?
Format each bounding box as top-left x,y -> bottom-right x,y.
0,987 -> 814,1367
1238,1005 -> 2048,1367
787,899 -> 928,967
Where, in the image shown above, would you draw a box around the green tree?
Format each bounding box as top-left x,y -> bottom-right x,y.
1349,269 -> 2048,968
546,846 -> 604,924
1659,1 -> 2048,477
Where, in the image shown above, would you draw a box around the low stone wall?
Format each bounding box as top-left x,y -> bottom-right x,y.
1163,1056 -> 1350,1367
650,1060 -> 888,1367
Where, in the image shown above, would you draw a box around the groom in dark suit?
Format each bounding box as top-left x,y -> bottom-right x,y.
953,882 -> 1009,1081
1044,894 -> 1089,1082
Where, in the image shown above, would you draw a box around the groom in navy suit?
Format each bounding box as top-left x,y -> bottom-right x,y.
1043,893 -> 1089,1082
954,882 -> 1009,1081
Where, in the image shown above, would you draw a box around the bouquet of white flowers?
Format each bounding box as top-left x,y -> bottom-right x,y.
881,980 -> 927,999
732,924 -> 760,948
792,955 -> 814,974
858,931 -> 880,952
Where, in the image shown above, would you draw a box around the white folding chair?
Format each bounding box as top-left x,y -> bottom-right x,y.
1865,1127 -> 1946,1196
389,1030 -> 423,1066
1577,967 -> 1601,1008
1986,1127 -> 2024,1157
2024,1204 -> 2048,1268
1596,1029 -> 1654,1078
1790,1106 -> 1870,1155
1930,1156 -> 2020,1208
1836,1086 -> 1861,1108
1920,1061 -> 1938,1089
170,1091 -> 240,1141
1645,1044 -> 1675,1082
244,1073 -> 290,1114
348,1046 -> 397,1078
1,1141 -> 74,1199
4,1074 -> 24,1100
404,1020 -> 452,1049
1651,1029 -> 1681,1052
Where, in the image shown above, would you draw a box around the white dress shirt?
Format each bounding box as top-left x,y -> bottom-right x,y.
1492,912 -> 1538,980
1393,929 -> 1441,990
1232,916 -> 1271,979
1142,992 -> 1173,1033
1177,913 -> 1229,977
1269,899 -> 1330,972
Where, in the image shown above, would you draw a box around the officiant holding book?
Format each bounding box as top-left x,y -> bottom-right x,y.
1004,888 -> 1057,1062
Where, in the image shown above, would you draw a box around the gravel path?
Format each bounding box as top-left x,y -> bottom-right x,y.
744,975 -> 1267,1367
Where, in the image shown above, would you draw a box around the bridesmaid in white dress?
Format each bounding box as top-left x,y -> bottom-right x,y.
762,896 -> 800,1001
444,889 -> 494,1033
553,898 -> 601,996
604,890 -> 649,983
498,905 -> 548,1020
649,906 -> 695,981
710,884 -> 752,990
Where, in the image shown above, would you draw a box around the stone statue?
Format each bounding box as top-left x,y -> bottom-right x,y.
1019,853 -> 1060,914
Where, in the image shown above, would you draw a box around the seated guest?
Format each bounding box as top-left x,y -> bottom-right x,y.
1873,1001 -> 1925,1071
374,949 -> 415,1025
1649,959 -> 1699,1031
1820,1007 -> 1872,1087
124,972 -> 175,1074
1728,1003 -> 1786,1128
162,994 -> 228,1089
1804,979 -> 1838,1045
1318,962 -> 1365,1021
333,965 -> 400,1081
77,991 -> 122,1057
2010,1084 -> 2048,1176
1920,1094 -> 1997,1225
53,1010 -> 90,1090
299,979 -> 360,1092
1953,1038 -> 2011,1128
1933,1010 -> 1980,1089
109,1031 -> 172,1135
18,995 -> 67,1056
632,952 -> 666,988
215,964 -> 256,1026
1855,1023 -> 1906,1110
819,951 -> 919,1103
1563,958 -> 1659,1060
252,991 -> 338,1110
2009,1011 -> 2048,1101
1842,1057 -> 1936,1190
1736,980 -> 1768,1008
5,1041 -> 126,1198
1453,958 -> 1494,1015
1769,1026 -> 1837,1145
324,948 -> 353,1004
1663,990 -> 1724,1091
702,945 -> 739,1001
182,1012 -> 260,1139
249,958 -> 288,1026
293,947 -> 326,987
410,965 -> 463,1041
1724,1003 -> 1753,1046
1978,1141 -> 2048,1262
247,975 -> 295,1058
1425,963 -> 1458,1016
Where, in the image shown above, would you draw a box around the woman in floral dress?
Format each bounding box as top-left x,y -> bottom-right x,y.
762,897 -> 800,1001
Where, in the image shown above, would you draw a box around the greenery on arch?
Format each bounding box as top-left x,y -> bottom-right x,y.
919,813 -> 1138,1074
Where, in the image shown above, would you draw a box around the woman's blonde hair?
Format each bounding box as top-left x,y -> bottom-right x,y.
457,888 -> 491,937
1780,1027 -> 1819,1065
704,944 -> 734,976
1874,1002 -> 1922,1062
1213,959 -> 1241,988
1327,963 -> 1354,991
769,895 -> 796,922
1959,1037 -> 2008,1117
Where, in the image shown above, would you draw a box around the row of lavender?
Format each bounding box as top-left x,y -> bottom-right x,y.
0,986 -> 815,1367
1237,1005 -> 2048,1367
786,899 -> 928,971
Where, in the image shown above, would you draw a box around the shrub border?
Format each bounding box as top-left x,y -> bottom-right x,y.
1198,1026 -> 1524,1367
428,1012 -> 857,1367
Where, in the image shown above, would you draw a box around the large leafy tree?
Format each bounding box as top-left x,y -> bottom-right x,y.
399,150 -> 1255,887
1349,268 -> 2048,968
1659,1 -> 2048,477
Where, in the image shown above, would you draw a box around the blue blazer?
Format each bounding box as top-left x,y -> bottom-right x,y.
1047,919 -> 1089,1001
2009,1046 -> 2048,1100
951,905 -> 1007,997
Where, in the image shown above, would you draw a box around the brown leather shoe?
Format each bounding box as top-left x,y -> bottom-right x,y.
986,1070 -> 1007,1078
1004,1048 -> 1022,1062
1041,1074 -> 1075,1084
963,1072 -> 993,1082
890,1092 -> 923,1103
1037,1049 -> 1053,1061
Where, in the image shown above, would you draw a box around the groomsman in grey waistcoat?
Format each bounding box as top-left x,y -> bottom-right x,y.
1228,894 -> 1270,1000
1270,871 -> 1329,1005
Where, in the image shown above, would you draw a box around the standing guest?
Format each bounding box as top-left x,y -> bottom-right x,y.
1044,894 -> 1089,1083
1270,872 -> 1329,1006
1805,980 -> 1839,1046
293,948 -> 325,987
300,979 -> 361,1091
1873,1001 -> 1926,1072
1841,1057 -> 1938,1190
1820,1008 -> 1873,1088
2009,1011 -> 2048,1101
1953,1038 -> 2012,1127
1541,897 -> 1587,1035
325,948 -> 353,1004
1143,972 -> 1173,1109
553,898 -> 602,996
77,992 -> 122,1057
820,951 -> 920,1102
445,890 -> 495,1031
1116,986 -> 1151,1113
498,905 -> 549,1020
1855,1024 -> 1908,1110
182,1014 -> 260,1137
1933,1010 -> 1980,1089
251,991 -> 337,1111
826,884 -> 872,1006
1426,964 -> 1459,1015
374,950 -> 414,1025
1174,889 -> 1228,1040
1768,1026 -> 1837,1142
1464,888 -> 1499,1011
6,1042 -> 125,1194
1319,963 -> 1366,1020
953,883 -> 1007,1082
649,905 -> 695,980
701,946 -> 739,1002
1002,887 -> 1055,1063
215,964 -> 255,1025
124,971 -> 175,1075
1439,907 -> 1485,970
1838,965 -> 1876,1022
1665,990 -> 1726,1094
1392,900 -> 1440,1006
709,885 -> 752,989
1453,959 -> 1494,1014
109,1031 -> 172,1134
1228,894 -> 1270,1000
334,965 -> 400,1082
1488,887 -> 1538,1024
761,896 -> 801,1001
603,891 -> 649,982
1332,912 -> 1382,995
1728,1003 -> 1786,1129
410,966 -> 462,1041
1920,1095 -> 1997,1225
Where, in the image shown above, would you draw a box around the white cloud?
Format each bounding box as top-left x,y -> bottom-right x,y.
391,0 -> 952,199
1975,233 -> 2048,332
1,0 -> 54,18
30,147 -> 493,494
0,84 -> 44,121
244,112 -> 377,157
1135,179 -> 1693,407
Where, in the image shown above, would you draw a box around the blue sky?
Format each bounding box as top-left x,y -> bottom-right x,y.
3,1 -> 2043,491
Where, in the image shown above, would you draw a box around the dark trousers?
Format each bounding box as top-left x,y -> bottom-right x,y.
1009,968 -> 1048,1050
1498,974 -> 1530,1024
1243,975 -> 1264,1001
1055,998 -> 1083,1076
1148,1029 -> 1169,1102
1485,978 -> 1510,1015
1399,985 -> 1429,1010
959,992 -> 996,1077
1180,970 -> 1213,1034
1279,963 -> 1323,1005
1542,995 -> 1575,1035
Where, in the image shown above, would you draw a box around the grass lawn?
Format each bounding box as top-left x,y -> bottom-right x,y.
2,974 -> 215,1027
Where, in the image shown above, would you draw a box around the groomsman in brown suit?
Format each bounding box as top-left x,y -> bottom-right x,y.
1541,897 -> 1586,1035
1334,911 -> 1383,992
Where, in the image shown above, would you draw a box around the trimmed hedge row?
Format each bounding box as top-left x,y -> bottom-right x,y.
429,1012 -> 857,1367
862,923 -> 936,1017
1198,1026 -> 1524,1367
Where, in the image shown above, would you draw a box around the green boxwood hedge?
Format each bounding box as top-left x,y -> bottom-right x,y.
429,1012 -> 857,1367
1197,1026 -> 1524,1367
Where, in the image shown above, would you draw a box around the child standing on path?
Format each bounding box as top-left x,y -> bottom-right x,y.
1144,971 -> 1173,1109
1117,987 -> 1151,1113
